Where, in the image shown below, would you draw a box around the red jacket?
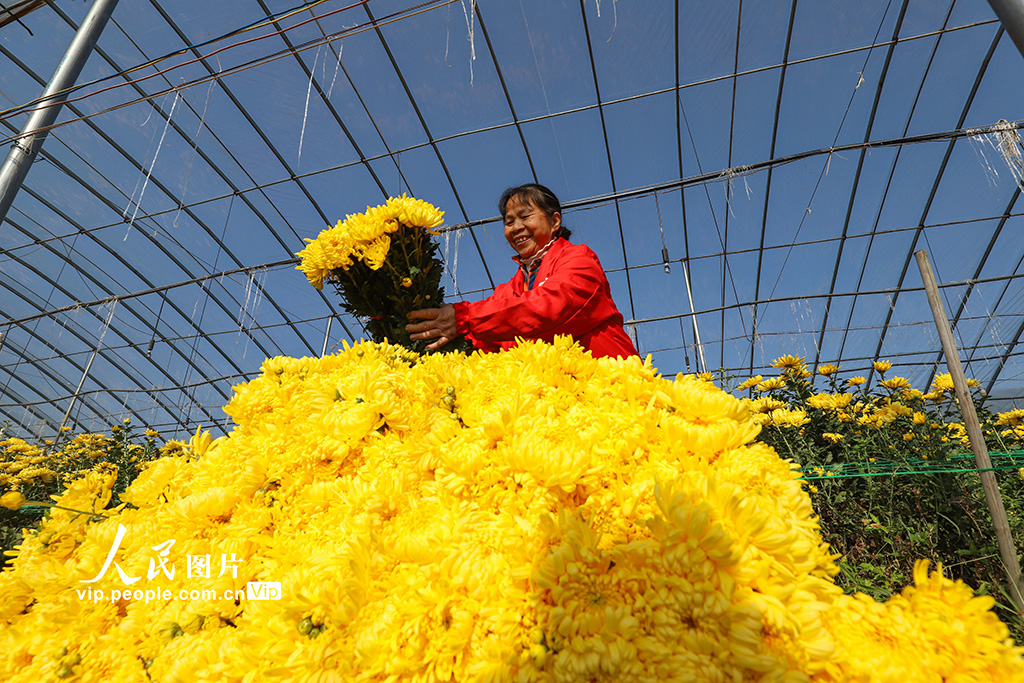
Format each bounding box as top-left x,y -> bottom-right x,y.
453,238 -> 639,359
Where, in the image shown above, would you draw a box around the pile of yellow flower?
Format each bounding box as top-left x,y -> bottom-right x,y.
2,339 -> 1022,682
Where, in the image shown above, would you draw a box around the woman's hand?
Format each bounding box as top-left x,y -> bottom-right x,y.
406,304 -> 457,350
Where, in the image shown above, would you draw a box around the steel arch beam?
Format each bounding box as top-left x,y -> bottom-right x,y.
578,0 -> 636,328
812,0 -> 911,375
0,220 -> 209,428
0,42 -> 282,366
866,27 -> 1003,383
0,0 -> 120,225
751,0 -> 799,375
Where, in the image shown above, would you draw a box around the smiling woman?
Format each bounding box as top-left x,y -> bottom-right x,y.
405,184 -> 639,359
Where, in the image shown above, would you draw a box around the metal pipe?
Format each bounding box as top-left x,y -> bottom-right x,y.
0,0 -> 120,225
915,249 -> 1024,610
321,316 -> 333,357
987,0 -> 1024,59
680,258 -> 706,373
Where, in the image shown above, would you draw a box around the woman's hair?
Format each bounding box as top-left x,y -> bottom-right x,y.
498,184 -> 573,240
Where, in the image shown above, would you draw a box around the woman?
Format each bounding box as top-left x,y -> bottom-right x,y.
405,184 -> 638,359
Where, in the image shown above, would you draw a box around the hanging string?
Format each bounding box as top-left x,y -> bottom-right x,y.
56,300 -> 119,438
298,45 -> 324,169
589,0 -> 619,39
518,0 -> 570,194
678,93 -> 748,342
179,194 -> 234,426
125,90 -> 180,241
238,268 -> 267,335
124,95 -> 166,223
459,0 -> 477,85
444,220 -> 463,296
326,38 -> 344,99
172,80 -> 216,229
968,119 -> 1024,191
677,317 -> 691,371
235,268 -> 268,363
762,0 -> 895,311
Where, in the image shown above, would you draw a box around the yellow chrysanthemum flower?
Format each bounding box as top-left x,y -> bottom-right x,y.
756,377 -> 786,393
772,354 -> 805,372
879,376 -> 911,390
995,408 -> 1024,427
873,360 -> 892,373
0,490 -> 26,510
768,408 -> 811,428
158,439 -> 188,457
946,422 -> 970,444
822,432 -> 843,444
817,364 -> 839,376
736,375 -> 762,391
846,376 -> 867,387
806,392 -> 853,411
747,396 -> 787,414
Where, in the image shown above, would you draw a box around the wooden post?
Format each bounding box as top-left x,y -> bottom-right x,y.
915,249 -> 1024,610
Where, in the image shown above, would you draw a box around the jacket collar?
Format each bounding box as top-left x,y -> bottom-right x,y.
511,237 -> 567,291
511,235 -> 561,269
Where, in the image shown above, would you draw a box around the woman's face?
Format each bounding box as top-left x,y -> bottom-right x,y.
503,195 -> 561,259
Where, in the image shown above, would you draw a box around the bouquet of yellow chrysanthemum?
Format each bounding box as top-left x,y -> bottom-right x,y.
296,195 -> 469,352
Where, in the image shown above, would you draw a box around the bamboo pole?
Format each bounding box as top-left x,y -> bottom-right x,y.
915,249 -> 1024,610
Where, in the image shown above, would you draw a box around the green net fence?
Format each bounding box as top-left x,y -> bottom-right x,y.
797,450 -> 1024,480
